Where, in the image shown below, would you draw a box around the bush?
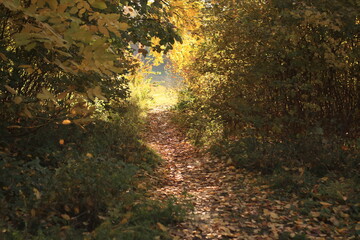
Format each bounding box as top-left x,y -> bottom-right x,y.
216,134 -> 359,175
0,107 -> 184,239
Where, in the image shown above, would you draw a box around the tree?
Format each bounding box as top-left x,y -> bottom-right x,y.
0,0 -> 181,134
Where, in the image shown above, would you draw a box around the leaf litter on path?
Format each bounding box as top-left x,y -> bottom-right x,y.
142,109 -> 357,240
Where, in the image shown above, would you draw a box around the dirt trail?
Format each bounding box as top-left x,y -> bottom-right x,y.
142,108 -> 348,240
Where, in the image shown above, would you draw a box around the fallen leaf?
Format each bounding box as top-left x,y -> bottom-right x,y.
61,214 -> 71,221
5,85 -> 17,95
64,205 -> 71,212
62,119 -> 71,125
264,209 -> 279,219
157,222 -> 168,232
320,176 -> 328,182
355,223 -> 360,231
310,211 -> 321,218
268,223 -> 279,238
120,212 -> 132,225
74,207 -> 80,214
320,202 -> 332,207
0,52 -> 7,61
330,216 -> 340,226
33,188 -> 41,200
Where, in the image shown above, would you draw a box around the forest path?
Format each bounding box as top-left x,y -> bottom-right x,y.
142,108 -> 274,239
142,108 -> 340,240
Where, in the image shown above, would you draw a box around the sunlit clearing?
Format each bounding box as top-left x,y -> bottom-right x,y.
149,84 -> 178,108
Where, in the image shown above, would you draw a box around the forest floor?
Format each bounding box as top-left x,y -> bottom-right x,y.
142,107 -> 356,240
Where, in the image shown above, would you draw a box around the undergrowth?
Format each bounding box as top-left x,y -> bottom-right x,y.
174,89 -> 360,237
0,84 -> 185,240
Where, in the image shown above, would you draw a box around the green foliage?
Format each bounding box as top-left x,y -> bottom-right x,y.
91,198 -> 187,240
215,134 -> 359,175
0,108 -> 184,239
173,2 -> 360,236
0,0 -> 182,140
175,0 -> 360,174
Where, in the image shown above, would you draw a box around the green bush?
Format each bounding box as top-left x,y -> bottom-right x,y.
175,0 -> 360,172
0,108 -> 185,239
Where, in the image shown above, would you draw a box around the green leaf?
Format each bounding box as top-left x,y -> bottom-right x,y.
90,0 -> 107,10
25,42 -> 37,51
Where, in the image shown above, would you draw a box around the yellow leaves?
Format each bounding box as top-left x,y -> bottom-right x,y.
2,0 -> 127,76
151,37 -> 161,47
150,50 -> 164,66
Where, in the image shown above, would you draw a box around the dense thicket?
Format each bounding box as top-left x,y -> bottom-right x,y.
170,2 -> 360,235
176,0 -> 359,172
